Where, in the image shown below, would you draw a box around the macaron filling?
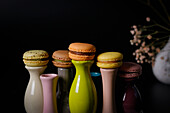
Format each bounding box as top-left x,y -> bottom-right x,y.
53,59 -> 71,63
98,60 -> 122,63
69,51 -> 95,56
23,58 -> 49,61
69,50 -> 95,56
119,71 -> 140,74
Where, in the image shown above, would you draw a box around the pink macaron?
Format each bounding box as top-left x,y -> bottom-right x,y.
119,62 -> 142,78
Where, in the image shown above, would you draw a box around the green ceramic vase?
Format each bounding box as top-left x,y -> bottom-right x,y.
69,60 -> 97,113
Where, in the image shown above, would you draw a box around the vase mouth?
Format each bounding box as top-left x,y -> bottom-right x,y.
90,72 -> 101,77
40,73 -> 58,79
72,60 -> 94,64
100,68 -> 118,71
25,65 -> 47,69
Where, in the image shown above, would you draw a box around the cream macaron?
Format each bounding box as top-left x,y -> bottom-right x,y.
23,50 -> 49,67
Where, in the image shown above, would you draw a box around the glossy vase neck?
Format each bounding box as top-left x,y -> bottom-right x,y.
72,60 -> 94,74
58,67 -> 73,94
26,66 -> 47,78
40,74 -> 59,113
100,68 -> 118,113
24,66 -> 47,113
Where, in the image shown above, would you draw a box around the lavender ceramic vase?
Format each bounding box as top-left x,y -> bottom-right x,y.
40,74 -> 59,113
153,38 -> 170,84
24,66 -> 47,113
100,68 -> 118,113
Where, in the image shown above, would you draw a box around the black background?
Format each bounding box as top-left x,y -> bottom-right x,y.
1,0 -> 170,113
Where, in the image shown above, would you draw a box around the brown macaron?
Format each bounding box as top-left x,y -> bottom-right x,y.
68,42 -> 96,61
52,50 -> 73,68
119,62 -> 142,78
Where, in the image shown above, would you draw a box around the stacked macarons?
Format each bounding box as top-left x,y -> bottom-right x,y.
68,42 -> 96,61
52,50 -> 73,68
97,52 -> 123,69
119,62 -> 142,79
23,50 -> 49,67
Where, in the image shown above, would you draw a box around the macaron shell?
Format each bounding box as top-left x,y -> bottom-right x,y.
119,62 -> 142,73
69,52 -> 95,61
119,62 -> 142,78
68,42 -> 96,52
23,50 -> 49,59
97,61 -> 122,68
23,60 -> 49,67
52,60 -> 73,68
52,50 -> 71,61
97,52 -> 123,61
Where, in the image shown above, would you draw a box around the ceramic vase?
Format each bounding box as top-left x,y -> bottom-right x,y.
57,67 -> 74,113
100,68 -> 117,113
69,60 -> 97,113
120,78 -> 142,113
40,74 -> 59,113
152,38 -> 170,84
24,66 -> 47,113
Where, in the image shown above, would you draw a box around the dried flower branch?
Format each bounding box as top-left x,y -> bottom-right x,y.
130,0 -> 170,64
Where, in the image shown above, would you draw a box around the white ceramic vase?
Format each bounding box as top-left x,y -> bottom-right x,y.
152,38 -> 170,84
24,66 -> 47,113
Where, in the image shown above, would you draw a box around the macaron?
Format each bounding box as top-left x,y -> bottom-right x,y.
119,62 -> 142,78
52,50 -> 73,68
68,42 -> 96,61
23,50 -> 49,67
97,52 -> 123,68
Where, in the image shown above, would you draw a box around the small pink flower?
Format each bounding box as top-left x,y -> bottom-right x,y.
136,30 -> 142,35
135,49 -> 140,53
156,48 -> 161,53
138,39 -> 141,43
142,42 -> 146,47
133,25 -> 137,29
147,35 -> 152,39
146,17 -> 150,22
151,46 -> 155,50
130,30 -> 135,35
148,52 -> 154,57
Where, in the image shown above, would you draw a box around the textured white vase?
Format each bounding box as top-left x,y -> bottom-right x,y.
152,38 -> 170,84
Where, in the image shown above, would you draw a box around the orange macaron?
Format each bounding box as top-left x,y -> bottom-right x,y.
52,50 -> 73,68
68,42 -> 96,61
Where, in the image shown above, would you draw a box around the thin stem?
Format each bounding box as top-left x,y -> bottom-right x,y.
156,24 -> 170,31
159,0 -> 170,22
136,0 -> 170,25
147,35 -> 169,47
149,5 -> 169,25
143,23 -> 170,31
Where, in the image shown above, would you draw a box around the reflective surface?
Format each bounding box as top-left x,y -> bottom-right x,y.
69,60 -> 97,113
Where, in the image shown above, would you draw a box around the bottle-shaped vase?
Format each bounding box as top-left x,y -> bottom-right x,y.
69,60 -> 97,113
57,67 -> 74,113
24,66 -> 47,113
40,74 -> 59,113
100,68 -> 118,113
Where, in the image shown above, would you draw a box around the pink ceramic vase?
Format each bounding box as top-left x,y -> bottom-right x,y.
100,68 -> 118,113
40,74 -> 59,113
